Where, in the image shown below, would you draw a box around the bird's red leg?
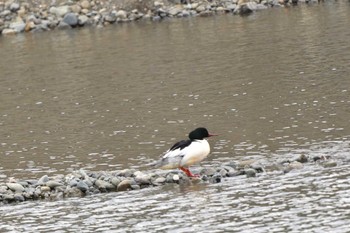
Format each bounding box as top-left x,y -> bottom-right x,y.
179,167 -> 200,177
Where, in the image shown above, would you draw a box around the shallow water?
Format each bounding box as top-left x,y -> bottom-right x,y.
1,1 -> 350,231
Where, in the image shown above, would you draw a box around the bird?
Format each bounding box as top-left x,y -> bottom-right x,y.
153,127 -> 218,177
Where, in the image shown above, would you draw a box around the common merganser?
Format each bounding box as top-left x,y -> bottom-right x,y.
153,127 -> 218,177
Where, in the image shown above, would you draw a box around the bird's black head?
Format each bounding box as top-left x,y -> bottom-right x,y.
189,127 -> 216,140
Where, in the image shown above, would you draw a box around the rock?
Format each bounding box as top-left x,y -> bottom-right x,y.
284,161 -> 303,173
81,0 -> 91,9
218,168 -> 228,177
117,179 -> 132,191
38,175 -> 49,185
116,10 -> 127,20
173,174 -> 180,182
210,174 -> 222,183
9,2 -> 20,12
196,5 -> 206,12
152,177 -> 166,185
65,187 -> 83,198
78,15 -> 89,26
321,160 -> 337,168
135,174 -> 151,185
95,179 -> 115,191
226,3 -> 237,11
70,5 -> 81,14
110,177 -> 121,187
40,186 -> 51,192
154,1 -> 164,7
117,169 -> 134,177
296,154 -> 308,163
2,194 -> 14,202
199,11 -> 213,17
168,6 -> 182,16
14,193 -> 25,202
200,167 -> 216,176
25,21 -> 36,32
104,14 -> 116,23
49,6 -> 70,17
9,16 -> 25,33
0,186 -> 8,193
6,183 -> 25,192
76,180 -> 89,192
0,10 -> 11,17
62,13 -> 78,27
244,168 -> 257,178
46,181 -> 63,188
57,21 -> 71,30
235,3 -> 254,15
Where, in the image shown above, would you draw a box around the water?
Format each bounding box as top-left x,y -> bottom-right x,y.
1,1 -> 350,231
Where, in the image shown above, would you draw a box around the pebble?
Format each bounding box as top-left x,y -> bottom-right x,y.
76,180 -> 89,192
244,168 -> 257,178
6,183 -> 25,192
62,12 -> 78,26
95,179 -> 115,191
46,181 -> 63,188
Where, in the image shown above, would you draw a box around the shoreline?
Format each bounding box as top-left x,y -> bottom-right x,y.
0,154 -> 337,204
0,0 -> 320,36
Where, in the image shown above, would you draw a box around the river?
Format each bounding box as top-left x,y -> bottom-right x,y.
1,1 -> 350,232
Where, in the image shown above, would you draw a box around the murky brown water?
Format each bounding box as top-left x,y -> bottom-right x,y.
1,1 -> 350,231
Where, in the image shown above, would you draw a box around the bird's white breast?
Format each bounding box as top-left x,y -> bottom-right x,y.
179,139 -> 210,167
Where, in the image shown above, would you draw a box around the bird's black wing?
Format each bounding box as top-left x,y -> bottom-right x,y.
169,139 -> 192,151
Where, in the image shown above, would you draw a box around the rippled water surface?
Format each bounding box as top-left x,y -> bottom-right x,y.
1,1 -> 350,232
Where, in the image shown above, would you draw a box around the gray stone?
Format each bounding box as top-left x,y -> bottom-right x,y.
0,186 -> 8,193
153,177 -> 166,185
196,5 -> 206,12
321,160 -> 337,168
104,14 -> 116,23
168,6 -> 182,16
117,169 -> 134,177
63,13 -> 78,26
116,10 -> 127,19
14,193 -> 25,202
95,179 -> 115,190
65,187 -> 83,197
210,174 -> 222,183
9,17 -> 25,32
40,186 -> 51,192
6,183 -> 25,192
38,175 -> 49,185
76,180 -> 89,192
49,6 -> 70,17
200,167 -> 216,176
109,177 -> 119,187
2,28 -> 16,35
135,174 -> 151,185
0,9 -> 11,17
284,161 -> 303,173
226,3 -> 237,11
78,15 -> 89,26
81,0 -> 91,9
46,181 -> 63,188
2,194 -> 14,201
245,168 -> 257,178
9,2 -> 20,12
296,154 -> 308,163
57,21 -> 72,30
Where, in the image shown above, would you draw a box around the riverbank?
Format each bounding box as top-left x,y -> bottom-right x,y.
0,0 -> 320,35
0,154 -> 337,204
